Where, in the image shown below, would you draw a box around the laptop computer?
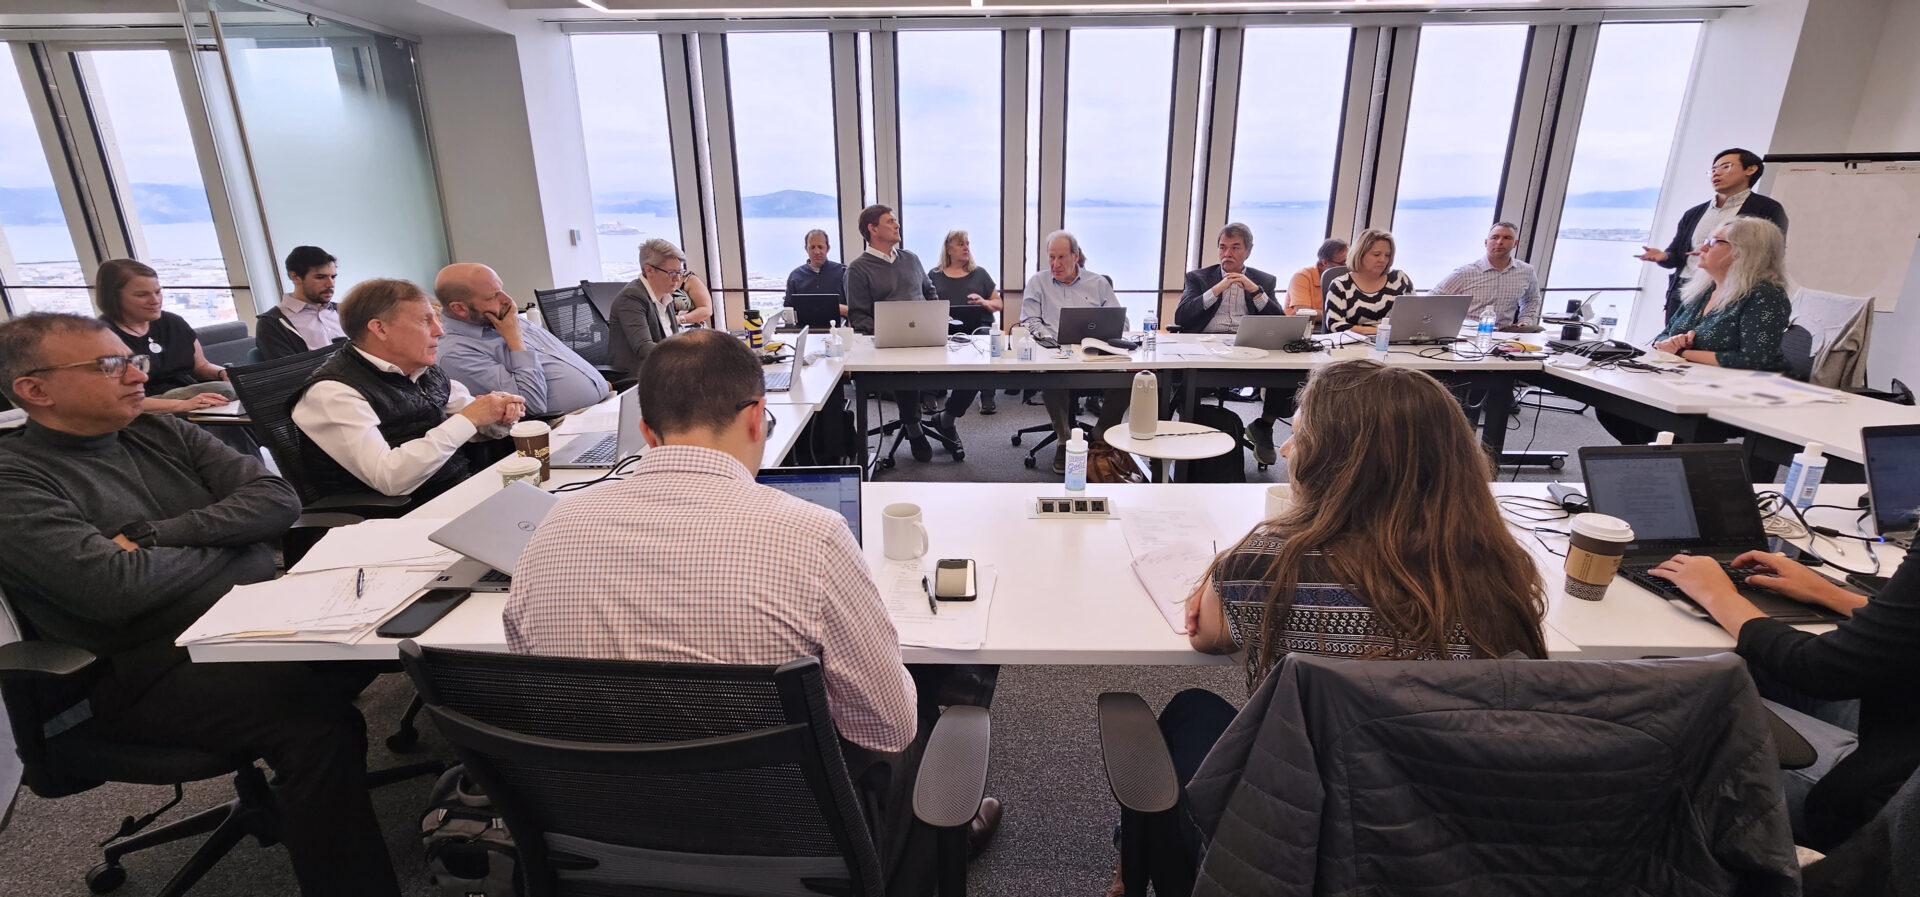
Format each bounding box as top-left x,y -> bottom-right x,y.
1384,294 -> 1472,343
789,294 -> 842,329
765,327 -> 808,392
1863,424 -> 1920,549
1233,315 -> 1313,349
756,465 -> 863,545
428,481 -> 562,592
550,384 -> 642,469
1579,443 -> 1844,623
874,301 -> 951,348
1056,306 -> 1128,345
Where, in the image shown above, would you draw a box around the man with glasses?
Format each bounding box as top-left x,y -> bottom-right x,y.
434,262 -> 609,417
607,238 -> 717,381
0,313 -> 405,897
1637,147 -> 1789,323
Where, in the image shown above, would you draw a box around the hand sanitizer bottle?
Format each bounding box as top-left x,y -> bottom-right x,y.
1064,427 -> 1089,492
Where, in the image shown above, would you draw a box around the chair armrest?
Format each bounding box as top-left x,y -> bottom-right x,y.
0,640 -> 98,680
305,492 -> 412,515
912,704 -> 990,829
1097,692 -> 1179,813
293,512 -> 364,530
1763,704 -> 1818,771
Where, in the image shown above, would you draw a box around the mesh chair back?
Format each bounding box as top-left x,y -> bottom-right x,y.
578,281 -> 626,323
400,644 -> 885,897
1781,324 -> 1816,382
1319,265 -> 1348,296
536,286 -> 611,367
225,344 -> 343,505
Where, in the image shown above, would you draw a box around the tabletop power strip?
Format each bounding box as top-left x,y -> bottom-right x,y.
1035,495 -> 1113,517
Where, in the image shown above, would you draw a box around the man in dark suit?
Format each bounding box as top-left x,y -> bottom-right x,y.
1175,223 -> 1290,464
1638,147 -> 1789,323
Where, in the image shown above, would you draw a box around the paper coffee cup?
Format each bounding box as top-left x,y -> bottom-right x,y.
499,455 -> 543,488
1564,513 -> 1634,601
1265,484 -> 1292,519
511,420 -> 552,482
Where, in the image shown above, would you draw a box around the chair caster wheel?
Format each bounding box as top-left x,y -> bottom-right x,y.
87,862 -> 127,894
881,457 -> 895,469
1257,463 -> 1269,472
952,450 -> 966,461
1011,434 -> 1022,446
1024,456 -> 1037,469
1549,457 -> 1565,471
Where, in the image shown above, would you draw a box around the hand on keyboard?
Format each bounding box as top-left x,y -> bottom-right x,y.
1644,554 -> 1745,605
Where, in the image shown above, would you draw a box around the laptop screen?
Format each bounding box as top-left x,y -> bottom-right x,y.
756,466 -> 863,544
1579,445 -> 1766,554
1864,424 -> 1920,538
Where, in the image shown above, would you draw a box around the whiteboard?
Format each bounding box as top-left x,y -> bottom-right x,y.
1764,160 -> 1920,312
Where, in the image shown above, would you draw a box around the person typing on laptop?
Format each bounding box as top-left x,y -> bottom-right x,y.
1176,222 -> 1290,465
844,204 -> 956,463
1323,228 -> 1415,335
1021,231 -> 1131,475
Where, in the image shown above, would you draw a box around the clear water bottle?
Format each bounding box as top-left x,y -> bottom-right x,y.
1064,427 -> 1089,491
1475,308 -> 1497,354
1374,320 -> 1392,353
1015,326 -> 1035,363
1142,308 -> 1158,354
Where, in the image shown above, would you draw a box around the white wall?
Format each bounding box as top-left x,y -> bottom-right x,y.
1846,0 -> 1920,391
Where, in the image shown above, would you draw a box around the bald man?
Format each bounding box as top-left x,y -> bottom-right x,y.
434,264 -> 609,417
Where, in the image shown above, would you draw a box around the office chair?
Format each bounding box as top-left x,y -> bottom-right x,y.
533,285 -> 623,384
1098,653 -> 1809,897
224,345 -> 412,519
399,642 -> 991,897
1011,396 -> 1095,469
192,322 -> 255,369
1781,325 -> 1912,405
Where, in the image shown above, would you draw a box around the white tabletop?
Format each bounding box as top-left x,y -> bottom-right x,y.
1102,422 -> 1236,461
838,331 -> 1540,374
1707,396 -> 1920,464
762,353 -> 845,411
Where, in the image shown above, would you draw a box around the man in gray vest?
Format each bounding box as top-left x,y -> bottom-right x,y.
291,278 -> 524,501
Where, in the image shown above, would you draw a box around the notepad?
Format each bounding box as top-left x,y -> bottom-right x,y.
288,517 -> 458,574
1131,542 -> 1212,634
876,560 -> 998,650
177,567 -> 440,645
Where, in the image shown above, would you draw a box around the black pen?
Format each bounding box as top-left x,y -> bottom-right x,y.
921,575 -> 938,615
355,567 -> 365,599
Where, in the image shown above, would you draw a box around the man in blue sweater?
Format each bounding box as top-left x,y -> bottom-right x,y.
783,229 -> 848,320
844,204 -> 963,463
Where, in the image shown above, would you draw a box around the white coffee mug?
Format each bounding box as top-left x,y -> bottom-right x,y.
1265,484 -> 1293,519
883,503 -> 929,561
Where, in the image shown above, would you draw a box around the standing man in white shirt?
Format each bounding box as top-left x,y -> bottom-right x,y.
1434,221 -> 1542,330
290,278 -> 524,501
255,245 -> 348,360
1637,148 -> 1789,324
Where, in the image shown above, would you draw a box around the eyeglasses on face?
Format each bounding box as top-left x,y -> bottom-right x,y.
23,353 -> 151,379
734,398 -> 777,437
648,263 -> 690,279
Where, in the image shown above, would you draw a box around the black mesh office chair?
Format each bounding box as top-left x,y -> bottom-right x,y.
534,285 -> 615,371
192,322 -> 255,369
400,642 -> 991,897
224,345 -> 410,517
1781,324 -> 1913,405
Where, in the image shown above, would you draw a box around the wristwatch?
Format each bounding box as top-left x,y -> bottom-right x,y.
121,520 -> 160,549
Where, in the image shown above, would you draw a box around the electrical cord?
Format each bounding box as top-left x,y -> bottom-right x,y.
550,452 -> 645,493
1756,491 -> 1883,577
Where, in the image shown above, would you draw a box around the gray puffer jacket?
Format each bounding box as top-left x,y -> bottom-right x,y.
1183,653 -> 1799,896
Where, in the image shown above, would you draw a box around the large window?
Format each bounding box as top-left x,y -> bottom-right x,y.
1551,23 -> 1701,329
1064,27 -> 1175,323
0,45 -> 91,317
1391,25 -> 1529,287
572,34 -> 680,283
81,49 -> 238,326
898,30 -> 1002,289
1226,28 -> 1351,277
727,32 -> 837,309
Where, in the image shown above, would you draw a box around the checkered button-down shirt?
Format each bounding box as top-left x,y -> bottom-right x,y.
1434,256 -> 1541,328
503,444 -> 917,751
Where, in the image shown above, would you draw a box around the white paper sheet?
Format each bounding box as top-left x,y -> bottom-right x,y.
288,517 -> 458,574
178,567 -> 441,644
1120,506 -> 1220,557
875,560 -> 997,650
1131,541 -> 1212,634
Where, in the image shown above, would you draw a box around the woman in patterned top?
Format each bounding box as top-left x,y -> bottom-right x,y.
1321,228 -> 1415,334
1106,360 -> 1548,896
1653,217 -> 1792,371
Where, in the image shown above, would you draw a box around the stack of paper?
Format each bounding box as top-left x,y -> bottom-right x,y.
177,567 -> 441,645
875,560 -> 998,650
1121,506 -> 1222,634
288,517 -> 458,574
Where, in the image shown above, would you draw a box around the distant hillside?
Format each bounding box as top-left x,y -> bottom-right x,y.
743,189 -> 837,217
0,184 -> 212,225
593,194 -> 677,216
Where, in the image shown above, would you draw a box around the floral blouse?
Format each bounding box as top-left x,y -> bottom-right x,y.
1657,280 -> 1792,371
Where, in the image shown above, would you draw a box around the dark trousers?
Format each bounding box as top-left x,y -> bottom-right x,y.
1259,389 -> 1293,421
88,660 -> 401,897
1044,388 -> 1130,443
892,391 -> 975,434
1116,688 -> 1238,896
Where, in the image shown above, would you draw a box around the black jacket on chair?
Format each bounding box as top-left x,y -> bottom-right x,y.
1174,265 -> 1282,333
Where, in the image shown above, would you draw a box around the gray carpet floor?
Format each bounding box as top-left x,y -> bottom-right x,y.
0,387 -> 1625,897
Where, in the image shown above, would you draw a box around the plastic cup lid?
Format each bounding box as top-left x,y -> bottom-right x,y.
501,456 -> 541,473
510,420 -> 550,437
1570,512 -> 1634,543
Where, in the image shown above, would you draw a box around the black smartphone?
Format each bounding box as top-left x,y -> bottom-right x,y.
376,588 -> 471,639
1846,573 -> 1892,595
932,558 -> 978,601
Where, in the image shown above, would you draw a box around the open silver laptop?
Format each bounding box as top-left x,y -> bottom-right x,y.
550,384 -> 641,469
1232,315 -> 1313,349
873,301 -> 950,348
766,327 -> 808,392
1864,424 -> 1920,549
1385,294 -> 1472,343
429,481 -> 561,592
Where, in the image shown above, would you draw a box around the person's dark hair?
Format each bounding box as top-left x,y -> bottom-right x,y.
285,245 -> 336,278
1716,148 -> 1764,185
1315,238 -> 1348,264
637,329 -> 766,437
1206,359 -> 1547,681
857,204 -> 893,245
0,313 -> 111,404
93,259 -> 159,324
340,278 -> 428,342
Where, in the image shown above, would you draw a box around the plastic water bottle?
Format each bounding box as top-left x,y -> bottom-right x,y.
1782,442 -> 1828,511
1015,326 -> 1035,362
1142,308 -> 1158,355
989,331 -> 1005,358
1063,427 -> 1089,492
1374,320 -> 1392,353
1475,308 -> 1497,354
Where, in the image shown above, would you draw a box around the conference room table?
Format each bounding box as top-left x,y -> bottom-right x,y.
184,449 -> 1895,666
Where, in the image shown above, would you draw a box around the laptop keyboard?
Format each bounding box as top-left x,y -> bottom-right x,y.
765,369 -> 792,390
569,434 -> 618,466
1619,561 -> 1842,624
478,569 -> 511,584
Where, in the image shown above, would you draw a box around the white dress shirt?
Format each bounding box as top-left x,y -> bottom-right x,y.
290,346 -> 510,497
276,293 -> 347,349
